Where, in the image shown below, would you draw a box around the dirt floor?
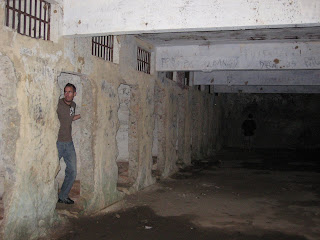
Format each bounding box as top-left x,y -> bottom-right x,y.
52,148 -> 320,240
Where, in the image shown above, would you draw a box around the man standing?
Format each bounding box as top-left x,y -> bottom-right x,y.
57,83 -> 81,204
241,113 -> 256,151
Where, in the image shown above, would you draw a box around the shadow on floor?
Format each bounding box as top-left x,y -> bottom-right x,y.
56,180 -> 82,213
51,148 -> 320,240
216,148 -> 320,172
56,206 -> 308,240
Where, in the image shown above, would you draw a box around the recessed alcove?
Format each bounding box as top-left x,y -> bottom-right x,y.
116,84 -> 133,190
56,73 -> 82,204
55,72 -> 94,209
116,84 -> 141,191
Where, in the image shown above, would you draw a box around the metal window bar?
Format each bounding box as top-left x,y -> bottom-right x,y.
137,47 -> 150,74
91,35 -> 114,62
5,0 -> 51,40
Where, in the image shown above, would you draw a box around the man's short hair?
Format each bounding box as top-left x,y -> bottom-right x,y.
64,83 -> 76,92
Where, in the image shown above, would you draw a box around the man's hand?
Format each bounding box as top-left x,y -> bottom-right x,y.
73,114 -> 81,121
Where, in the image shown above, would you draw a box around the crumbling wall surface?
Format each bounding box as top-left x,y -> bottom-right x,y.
191,90 -> 204,160
206,94 -> 219,156
0,5 -> 219,237
190,89 -> 217,160
154,76 -> 180,177
220,93 -> 320,149
127,85 -> 141,186
0,5 -> 66,239
86,74 -> 122,211
0,55 -> 21,239
0,55 -> 20,193
211,95 -> 223,151
154,75 -> 216,177
191,91 -> 201,160
183,87 -> 193,164
177,91 -> 186,163
119,36 -> 156,189
67,35 -> 157,210
154,79 -> 167,175
116,84 -> 131,162
61,35 -> 219,214
77,76 -> 95,207
67,37 -> 123,213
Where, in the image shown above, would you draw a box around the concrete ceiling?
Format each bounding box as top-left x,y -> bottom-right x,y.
138,27 -> 320,94
136,27 -> 320,46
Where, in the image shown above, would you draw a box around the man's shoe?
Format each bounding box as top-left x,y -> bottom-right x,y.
66,197 -> 75,204
58,197 -> 74,204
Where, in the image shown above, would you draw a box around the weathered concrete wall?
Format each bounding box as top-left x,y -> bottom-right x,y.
116,84 -> 131,162
154,74 -> 219,177
220,93 -> 320,149
0,3 -> 218,239
191,89 -> 217,160
0,3 -> 65,239
211,95 -> 223,152
121,36 -> 156,189
55,35 -> 157,208
0,56 -> 20,201
66,37 -> 121,211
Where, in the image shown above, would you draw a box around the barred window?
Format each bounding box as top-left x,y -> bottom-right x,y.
137,47 -> 150,74
92,36 -> 114,62
5,0 -> 51,40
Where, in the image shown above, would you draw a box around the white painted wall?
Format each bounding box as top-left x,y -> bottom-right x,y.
63,0 -> 320,36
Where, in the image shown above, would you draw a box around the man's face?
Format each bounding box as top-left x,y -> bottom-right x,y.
64,86 -> 76,103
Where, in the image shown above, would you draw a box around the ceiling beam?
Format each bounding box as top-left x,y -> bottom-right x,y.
194,70 -> 320,86
156,42 -> 320,71
63,0 -> 320,36
213,85 -> 320,94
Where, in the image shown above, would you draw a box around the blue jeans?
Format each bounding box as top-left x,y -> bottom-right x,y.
57,141 -> 77,200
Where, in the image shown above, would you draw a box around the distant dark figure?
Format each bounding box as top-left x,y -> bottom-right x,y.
241,114 -> 256,151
